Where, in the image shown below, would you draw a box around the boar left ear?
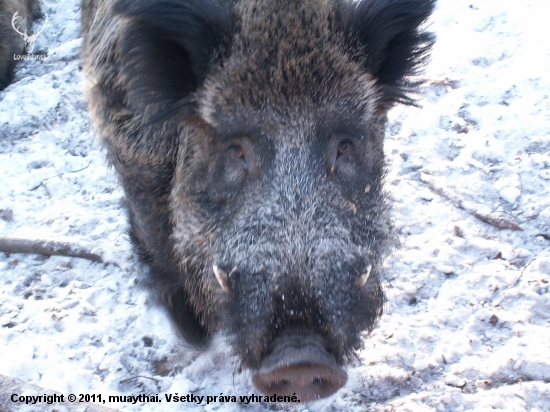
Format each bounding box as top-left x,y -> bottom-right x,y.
113,0 -> 233,117
342,0 -> 436,109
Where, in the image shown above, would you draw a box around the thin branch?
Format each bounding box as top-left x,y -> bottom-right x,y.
30,162 -> 92,192
420,173 -> 522,231
47,161 -> 92,181
0,237 -> 103,263
119,375 -> 160,384
515,257 -> 537,286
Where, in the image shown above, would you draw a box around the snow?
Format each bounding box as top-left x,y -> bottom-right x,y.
1,0 -> 549,411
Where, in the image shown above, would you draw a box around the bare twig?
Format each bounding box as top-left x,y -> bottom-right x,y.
119,375 -> 160,384
30,181 -> 52,199
47,161 -> 92,182
0,237 -> 103,263
514,257 -> 537,286
30,162 -> 92,192
420,173 -> 522,231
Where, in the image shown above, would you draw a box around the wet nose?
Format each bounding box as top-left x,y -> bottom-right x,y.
252,334 -> 347,403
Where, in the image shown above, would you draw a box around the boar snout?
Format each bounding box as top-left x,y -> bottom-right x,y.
253,334 -> 348,402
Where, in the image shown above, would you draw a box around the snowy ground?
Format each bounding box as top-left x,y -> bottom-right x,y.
1,0 -> 549,411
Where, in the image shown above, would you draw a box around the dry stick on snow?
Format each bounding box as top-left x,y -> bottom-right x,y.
30,161 -> 93,191
0,237 -> 103,263
420,173 -> 522,231
119,375 -> 161,384
514,257 -> 538,286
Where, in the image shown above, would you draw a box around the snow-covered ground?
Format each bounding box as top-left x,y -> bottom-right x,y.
1,0 -> 549,410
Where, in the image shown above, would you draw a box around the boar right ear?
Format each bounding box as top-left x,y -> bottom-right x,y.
113,0 -> 233,117
342,0 -> 436,109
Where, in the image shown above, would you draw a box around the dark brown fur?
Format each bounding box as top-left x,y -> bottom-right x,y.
0,0 -> 41,90
82,0 -> 434,399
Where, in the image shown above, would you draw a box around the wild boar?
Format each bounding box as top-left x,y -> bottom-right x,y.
0,0 -> 42,90
81,0 -> 435,402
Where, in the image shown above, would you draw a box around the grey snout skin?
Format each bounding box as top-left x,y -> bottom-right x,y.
252,334 -> 348,403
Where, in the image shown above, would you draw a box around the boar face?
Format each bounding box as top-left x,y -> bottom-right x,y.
82,0 -> 435,402
171,107 -> 389,399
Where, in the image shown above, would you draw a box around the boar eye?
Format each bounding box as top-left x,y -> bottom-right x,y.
328,138 -> 356,176
229,144 -> 248,167
230,145 -> 245,159
337,141 -> 349,156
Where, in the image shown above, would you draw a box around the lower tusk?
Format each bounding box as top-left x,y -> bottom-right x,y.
357,264 -> 372,288
213,265 -> 231,295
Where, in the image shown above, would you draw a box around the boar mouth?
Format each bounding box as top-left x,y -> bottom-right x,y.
252,334 -> 347,403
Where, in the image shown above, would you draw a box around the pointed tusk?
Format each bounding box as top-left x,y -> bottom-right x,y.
357,264 -> 372,288
213,265 -> 231,295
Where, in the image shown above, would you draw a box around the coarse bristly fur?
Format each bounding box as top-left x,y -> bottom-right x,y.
0,0 -> 42,90
81,0 -> 435,390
